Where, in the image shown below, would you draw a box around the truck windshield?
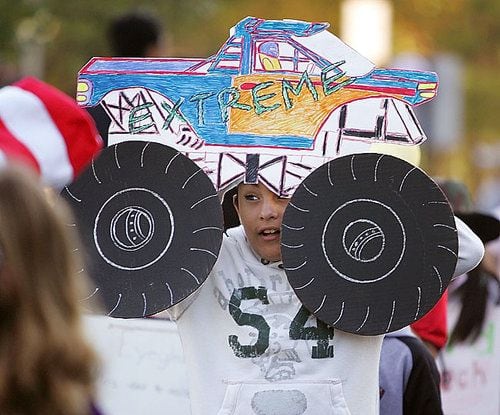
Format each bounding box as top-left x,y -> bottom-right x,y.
292,30 -> 374,77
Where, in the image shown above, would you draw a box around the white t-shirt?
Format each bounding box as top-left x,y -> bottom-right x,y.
170,226 -> 383,415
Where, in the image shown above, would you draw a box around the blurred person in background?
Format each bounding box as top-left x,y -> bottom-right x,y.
435,179 -> 500,415
436,180 -> 500,347
378,211 -> 484,415
0,166 -> 102,415
0,76 -> 103,414
108,10 -> 165,58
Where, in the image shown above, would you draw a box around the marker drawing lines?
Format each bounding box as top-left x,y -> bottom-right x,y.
399,167 -> 416,192
433,266 -> 443,293
350,155 -> 357,181
65,187 -> 81,203
107,293 -> 122,315
165,153 -> 180,174
313,295 -> 327,314
302,182 -> 318,197
294,277 -> 315,290
438,245 -> 458,258
374,155 -> 384,182
281,242 -> 304,249
142,292 -> 147,317
190,247 -> 218,258
91,160 -> 102,184
182,168 -> 202,189
289,202 -> 309,213
82,287 -> 99,301
165,282 -> 174,305
327,162 -> 334,187
191,194 -> 218,209
284,260 -> 307,271
414,287 -> 422,320
181,267 -> 201,284
282,223 -> 304,231
433,223 -> 456,231
140,142 -> 151,167
193,226 -> 223,234
356,306 -> 370,332
332,301 -> 345,325
385,300 -> 396,333
114,145 -> 121,169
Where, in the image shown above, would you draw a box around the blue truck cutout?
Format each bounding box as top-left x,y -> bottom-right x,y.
77,16 -> 438,195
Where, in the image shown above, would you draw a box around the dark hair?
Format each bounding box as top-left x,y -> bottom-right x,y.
449,266 -> 497,345
108,11 -> 162,57
222,186 -> 239,230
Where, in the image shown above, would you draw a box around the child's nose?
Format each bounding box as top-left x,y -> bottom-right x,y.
260,199 -> 279,220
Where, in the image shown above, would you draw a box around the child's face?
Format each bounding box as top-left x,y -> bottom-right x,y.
233,183 -> 289,262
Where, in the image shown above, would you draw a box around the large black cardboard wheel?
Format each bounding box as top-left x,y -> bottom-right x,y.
62,141 -> 223,318
281,153 -> 458,335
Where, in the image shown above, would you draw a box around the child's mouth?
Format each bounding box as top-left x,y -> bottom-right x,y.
259,228 -> 280,240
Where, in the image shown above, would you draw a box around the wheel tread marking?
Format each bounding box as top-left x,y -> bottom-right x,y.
164,152 -> 180,174
356,306 -> 370,332
140,142 -> 150,167
414,287 -> 422,320
289,202 -> 309,213
313,294 -> 327,314
282,223 -> 304,231
327,162 -> 334,187
399,167 -> 417,192
142,292 -> 147,317
191,193 -> 218,210
433,223 -> 456,231
91,159 -> 102,184
385,300 -> 396,333
438,245 -> 458,258
302,182 -> 318,197
284,259 -> 307,271
182,168 -> 203,189
64,187 -> 81,202
192,226 -> 223,234
114,145 -> 121,169
181,267 -> 201,284
281,242 -> 304,249
82,287 -> 99,301
190,247 -> 218,258
374,155 -> 384,182
433,266 -> 443,293
332,301 -> 345,325
166,282 -> 174,305
295,277 -> 315,290
107,293 -> 122,316
350,155 -> 357,181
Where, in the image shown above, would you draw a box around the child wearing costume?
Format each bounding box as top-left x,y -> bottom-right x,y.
170,183 -> 483,415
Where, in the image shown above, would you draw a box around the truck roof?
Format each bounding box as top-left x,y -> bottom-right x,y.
231,16 -> 328,38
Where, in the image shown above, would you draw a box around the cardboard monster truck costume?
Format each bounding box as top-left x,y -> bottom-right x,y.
64,17 -> 457,335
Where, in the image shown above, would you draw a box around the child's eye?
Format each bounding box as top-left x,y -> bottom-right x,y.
244,194 -> 259,201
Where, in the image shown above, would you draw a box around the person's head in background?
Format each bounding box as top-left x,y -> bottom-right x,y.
108,10 -> 164,57
0,165 -> 99,415
233,182 -> 289,263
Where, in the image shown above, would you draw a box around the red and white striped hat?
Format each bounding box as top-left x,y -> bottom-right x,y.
0,77 -> 102,188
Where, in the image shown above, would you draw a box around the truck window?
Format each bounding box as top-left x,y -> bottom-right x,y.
211,37 -> 242,71
254,40 -> 321,75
